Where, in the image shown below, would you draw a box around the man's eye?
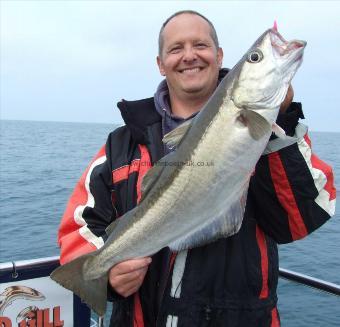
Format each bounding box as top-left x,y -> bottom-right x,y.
169,47 -> 181,54
195,43 -> 207,49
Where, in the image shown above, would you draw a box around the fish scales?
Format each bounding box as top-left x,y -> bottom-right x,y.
51,28 -> 306,316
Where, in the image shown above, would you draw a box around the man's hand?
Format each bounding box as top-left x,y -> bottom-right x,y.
109,257 -> 152,297
280,84 -> 294,113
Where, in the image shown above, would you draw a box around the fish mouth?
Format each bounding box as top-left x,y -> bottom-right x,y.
270,28 -> 306,60
269,28 -> 306,83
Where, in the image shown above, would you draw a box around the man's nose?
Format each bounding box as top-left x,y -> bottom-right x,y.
183,46 -> 197,62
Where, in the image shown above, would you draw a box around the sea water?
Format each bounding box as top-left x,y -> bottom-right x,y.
1,120 -> 339,326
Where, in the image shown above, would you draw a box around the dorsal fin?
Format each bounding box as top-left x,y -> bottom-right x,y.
105,219 -> 119,236
140,164 -> 165,200
140,151 -> 179,201
162,118 -> 194,149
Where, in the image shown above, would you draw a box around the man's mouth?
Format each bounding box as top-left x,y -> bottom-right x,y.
179,67 -> 202,74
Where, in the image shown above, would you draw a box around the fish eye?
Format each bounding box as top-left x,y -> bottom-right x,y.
247,49 -> 263,63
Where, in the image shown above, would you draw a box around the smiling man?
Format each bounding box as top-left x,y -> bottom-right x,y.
157,13 -> 223,118
57,10 -> 335,327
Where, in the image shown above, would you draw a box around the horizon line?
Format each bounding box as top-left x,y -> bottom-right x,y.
1,118 -> 339,134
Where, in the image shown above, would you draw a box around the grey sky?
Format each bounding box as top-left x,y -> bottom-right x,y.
1,0 -> 339,132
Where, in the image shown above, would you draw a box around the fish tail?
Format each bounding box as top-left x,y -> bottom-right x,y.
50,254 -> 108,316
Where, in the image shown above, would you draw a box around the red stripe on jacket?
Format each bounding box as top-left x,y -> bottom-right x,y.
133,292 -> 144,327
256,225 -> 269,299
311,154 -> 336,200
58,146 -> 106,264
112,159 -> 140,183
133,144 -> 152,327
268,152 -> 308,240
271,307 -> 280,326
60,231 -> 97,265
304,135 -> 336,201
304,133 -> 312,148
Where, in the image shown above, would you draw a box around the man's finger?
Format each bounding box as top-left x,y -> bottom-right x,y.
114,278 -> 143,297
122,284 -> 143,298
110,266 -> 148,286
112,257 -> 152,275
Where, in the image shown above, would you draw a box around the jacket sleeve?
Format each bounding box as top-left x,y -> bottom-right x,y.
58,142 -> 116,264
250,103 -> 336,244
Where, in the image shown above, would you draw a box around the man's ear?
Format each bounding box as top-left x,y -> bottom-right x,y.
217,47 -> 224,68
157,56 -> 166,76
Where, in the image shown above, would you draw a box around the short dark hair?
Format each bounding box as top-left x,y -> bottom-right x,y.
158,10 -> 219,56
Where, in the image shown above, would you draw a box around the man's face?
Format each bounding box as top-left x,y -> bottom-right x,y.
157,14 -> 223,102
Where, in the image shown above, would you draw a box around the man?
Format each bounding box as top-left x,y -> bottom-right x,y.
57,10 -> 335,326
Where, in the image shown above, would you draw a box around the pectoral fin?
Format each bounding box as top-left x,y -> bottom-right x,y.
240,110 -> 271,140
105,219 -> 118,236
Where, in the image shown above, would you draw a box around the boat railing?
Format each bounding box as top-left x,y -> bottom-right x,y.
1,257 -> 339,326
279,268 -> 340,296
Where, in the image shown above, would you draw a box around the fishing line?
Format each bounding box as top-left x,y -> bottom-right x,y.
173,278 -> 183,298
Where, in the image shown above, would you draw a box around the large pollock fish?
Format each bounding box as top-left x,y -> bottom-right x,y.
51,27 -> 306,315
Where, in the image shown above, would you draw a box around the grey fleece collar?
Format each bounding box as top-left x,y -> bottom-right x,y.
153,79 -> 198,139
